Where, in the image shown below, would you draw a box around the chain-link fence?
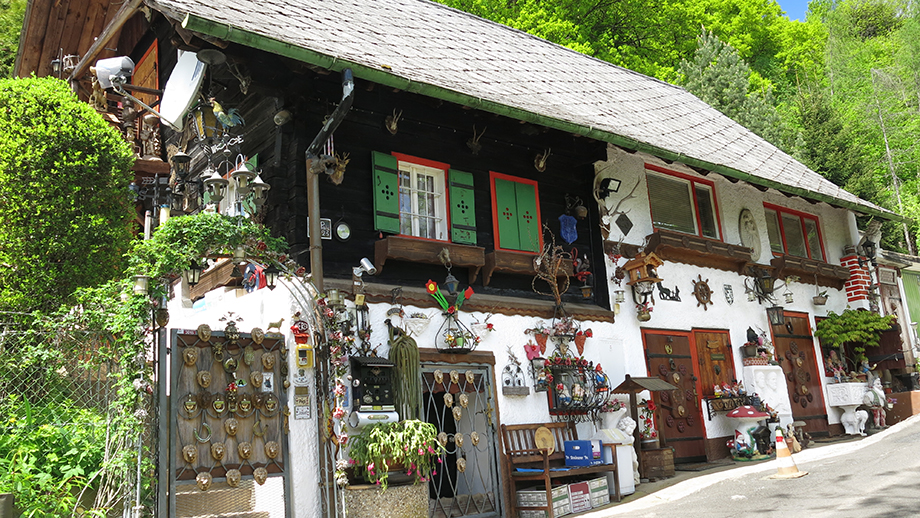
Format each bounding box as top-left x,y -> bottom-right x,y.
0,312 -> 157,517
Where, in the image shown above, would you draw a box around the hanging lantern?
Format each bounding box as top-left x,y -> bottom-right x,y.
133,275 -> 150,295
766,306 -> 785,326
184,260 -> 204,286
193,104 -> 221,141
783,289 -> 794,305
171,151 -> 192,179
204,167 -> 229,204
230,158 -> 258,195
251,175 -> 271,206
264,264 -> 280,290
444,271 -> 460,295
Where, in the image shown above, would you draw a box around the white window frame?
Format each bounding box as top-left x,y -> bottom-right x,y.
397,160 -> 448,240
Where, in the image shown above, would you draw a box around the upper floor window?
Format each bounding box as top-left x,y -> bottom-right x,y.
372,151 -> 477,244
645,164 -> 720,240
764,204 -> 825,261
491,172 -> 541,253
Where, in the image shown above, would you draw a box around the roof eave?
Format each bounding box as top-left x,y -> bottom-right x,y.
179,12 -> 907,224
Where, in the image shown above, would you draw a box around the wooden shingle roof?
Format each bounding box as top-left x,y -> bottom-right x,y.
147,0 -> 900,220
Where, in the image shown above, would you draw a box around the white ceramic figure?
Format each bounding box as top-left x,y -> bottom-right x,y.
617,415 -> 637,436
863,377 -> 887,428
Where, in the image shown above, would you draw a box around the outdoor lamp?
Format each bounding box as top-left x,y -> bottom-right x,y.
264,264 -> 280,290
230,159 -> 257,195
204,167 -> 229,204
133,275 -> 150,295
250,175 -> 271,206
614,290 -> 625,304
444,271 -> 460,295
326,289 -> 345,308
580,283 -> 593,299
766,305 -> 785,326
171,151 -> 192,179
232,246 -> 246,264
184,260 -> 204,286
756,269 -> 775,295
784,289 -> 794,305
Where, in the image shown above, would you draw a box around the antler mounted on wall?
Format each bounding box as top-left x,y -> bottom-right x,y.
532,226 -> 571,307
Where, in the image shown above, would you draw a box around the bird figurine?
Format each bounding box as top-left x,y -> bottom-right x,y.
210,98 -> 244,131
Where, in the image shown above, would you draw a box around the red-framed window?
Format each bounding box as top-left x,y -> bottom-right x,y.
763,203 -> 825,261
372,151 -> 477,244
490,172 -> 542,253
645,164 -> 722,240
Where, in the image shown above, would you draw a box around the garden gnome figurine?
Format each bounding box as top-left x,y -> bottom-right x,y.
863,377 -> 887,429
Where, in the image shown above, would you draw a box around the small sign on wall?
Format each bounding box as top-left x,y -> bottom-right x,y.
879,268 -> 897,285
306,217 -> 333,240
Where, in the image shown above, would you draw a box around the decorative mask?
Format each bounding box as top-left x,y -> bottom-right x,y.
197,371 -> 212,389
183,347 -> 199,366
197,324 -> 212,342
250,371 -> 263,388
470,431 -> 480,446
196,472 -> 212,491
466,371 -> 475,384
264,441 -> 280,459
210,442 -> 225,461
226,469 -> 242,488
253,467 -> 268,486
455,433 -> 464,449
182,445 -> 198,464
238,442 -> 253,460
262,353 -> 275,371
443,393 -> 453,407
457,457 -> 467,473
224,418 -> 239,436
211,340 -> 225,361
251,327 -> 265,344
452,406 -> 462,421
243,345 -> 255,366
225,321 -> 241,344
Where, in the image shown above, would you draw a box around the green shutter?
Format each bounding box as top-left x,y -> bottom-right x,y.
372,151 -> 400,233
449,169 -> 476,245
495,178 -> 520,250
515,182 -> 540,252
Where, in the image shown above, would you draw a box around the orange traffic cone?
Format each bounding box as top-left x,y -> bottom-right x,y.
769,428 -> 807,479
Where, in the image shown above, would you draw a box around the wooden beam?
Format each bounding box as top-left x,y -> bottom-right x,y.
67,0 -> 143,84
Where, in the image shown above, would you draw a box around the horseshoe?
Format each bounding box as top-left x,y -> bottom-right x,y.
253,420 -> 266,437
194,423 -> 212,443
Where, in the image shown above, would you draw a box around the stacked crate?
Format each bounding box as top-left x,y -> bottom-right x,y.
516,484 -> 571,518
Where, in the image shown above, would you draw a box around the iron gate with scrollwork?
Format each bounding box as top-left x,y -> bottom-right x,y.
421,363 -> 502,518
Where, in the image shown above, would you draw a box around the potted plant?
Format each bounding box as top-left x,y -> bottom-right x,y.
636,302 -> 653,322
813,290 -> 828,306
814,308 -> 896,365
348,420 -> 444,490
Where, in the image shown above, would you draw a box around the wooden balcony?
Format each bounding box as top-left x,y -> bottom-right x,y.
374,235 -> 485,284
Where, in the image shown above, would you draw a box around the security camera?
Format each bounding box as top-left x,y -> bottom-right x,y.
353,257 -> 377,277
94,56 -> 135,90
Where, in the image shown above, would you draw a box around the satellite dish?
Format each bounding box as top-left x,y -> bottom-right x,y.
159,50 -> 207,131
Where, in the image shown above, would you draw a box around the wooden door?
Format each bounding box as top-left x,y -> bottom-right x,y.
693,330 -> 735,397
643,330 -> 707,463
770,313 -> 829,436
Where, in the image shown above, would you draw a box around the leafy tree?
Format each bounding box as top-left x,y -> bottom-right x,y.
794,87 -> 870,189
0,0 -> 24,78
0,77 -> 135,313
679,31 -> 789,148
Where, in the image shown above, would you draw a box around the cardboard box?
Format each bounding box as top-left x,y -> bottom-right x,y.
587,476 -> 608,493
567,481 -> 592,513
591,492 -> 610,508
563,440 -> 602,466
519,502 -> 571,518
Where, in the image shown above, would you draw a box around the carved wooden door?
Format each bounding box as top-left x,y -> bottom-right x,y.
693,330 -> 735,397
643,330 -> 707,463
770,312 -> 828,436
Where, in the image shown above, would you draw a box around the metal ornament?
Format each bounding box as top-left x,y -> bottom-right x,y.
452,406 -> 462,421
438,432 -> 448,447
692,275 -> 713,310
253,467 -> 268,485
212,395 -> 226,414
450,370 -> 460,384
197,371 -> 212,388
184,394 -> 198,415
238,395 -> 253,414
466,370 -> 475,384
223,357 -> 238,373
184,347 -> 199,366
251,327 -> 265,344
224,321 -> 241,344
182,444 -> 198,464
253,420 -> 265,437
250,371 -> 263,388
226,469 -> 242,488
434,370 -> 444,384
723,284 -> 734,305
470,431 -> 480,446
459,393 -> 469,408
455,433 -> 464,449
194,423 -> 212,443
197,324 -> 212,342
443,393 -> 453,407
196,472 -> 212,491
238,442 -> 253,459
262,353 -> 276,371
224,418 -> 239,436
457,457 -> 467,473
265,441 -> 280,459
210,442 -> 226,461
243,345 -> 255,366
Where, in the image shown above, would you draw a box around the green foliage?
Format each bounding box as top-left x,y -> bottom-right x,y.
348,420 -> 444,490
0,77 -> 135,314
0,397 -> 106,517
814,308 -> 895,359
0,0 -> 25,78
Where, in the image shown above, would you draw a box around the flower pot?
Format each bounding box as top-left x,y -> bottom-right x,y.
637,309 -> 651,322
640,438 -> 659,450
601,408 -> 627,430
813,295 -> 828,306
742,345 -> 758,358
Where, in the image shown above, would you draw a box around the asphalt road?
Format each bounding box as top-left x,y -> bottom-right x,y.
590,415 -> 920,518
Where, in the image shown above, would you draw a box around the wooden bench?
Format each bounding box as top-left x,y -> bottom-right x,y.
501,421 -> 620,517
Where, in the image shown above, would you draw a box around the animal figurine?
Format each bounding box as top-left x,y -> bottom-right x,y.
210,98 -> 244,131
266,318 -> 285,333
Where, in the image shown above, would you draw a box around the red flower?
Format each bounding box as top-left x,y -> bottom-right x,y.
556,383 -> 564,391
463,286 -> 474,299
425,280 -> 439,294
546,374 -> 554,383
296,266 -> 306,276
279,255 -> 287,262
486,323 -> 494,330
256,241 -> 267,251
647,401 -> 657,412
447,306 -> 456,314
585,329 -> 593,338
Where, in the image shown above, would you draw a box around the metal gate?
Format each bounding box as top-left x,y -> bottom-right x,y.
421,363 -> 502,518
168,325 -> 292,517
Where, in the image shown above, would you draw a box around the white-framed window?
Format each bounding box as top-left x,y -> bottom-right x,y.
398,160 -> 447,240
646,165 -> 720,240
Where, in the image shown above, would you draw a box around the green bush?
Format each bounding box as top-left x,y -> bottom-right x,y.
0,397 -> 106,517
0,76 -> 135,314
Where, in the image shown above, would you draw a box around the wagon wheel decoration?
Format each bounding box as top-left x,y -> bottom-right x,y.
692,275 -> 713,310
